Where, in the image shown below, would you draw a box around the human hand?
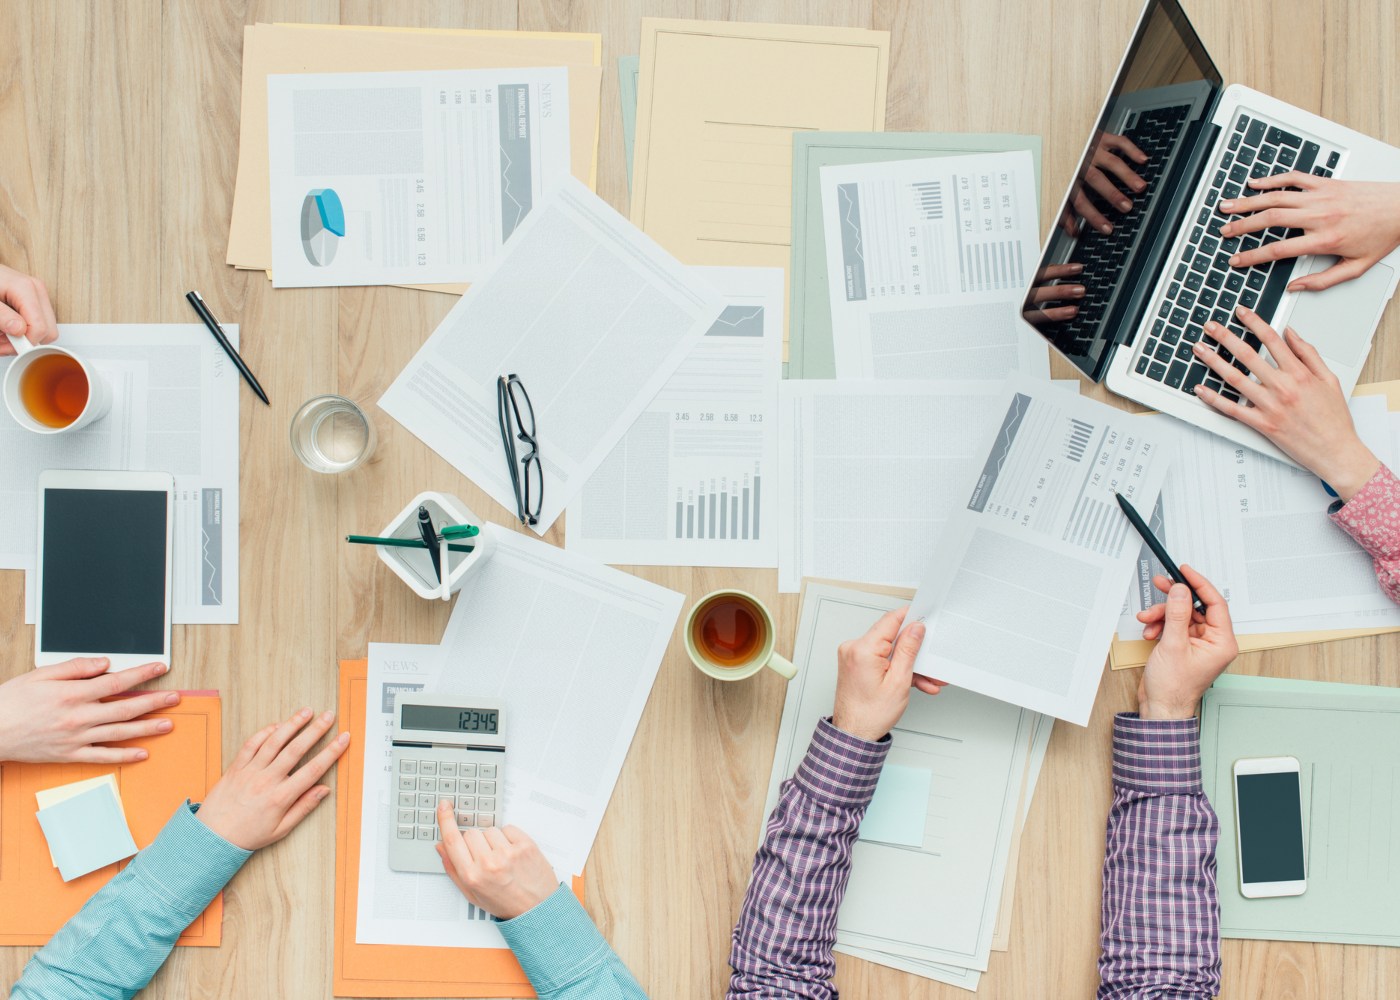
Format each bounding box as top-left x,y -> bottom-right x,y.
1219,176 -> 1400,291
1022,262 -> 1086,326
0,657 -> 180,764
0,265 -> 58,356
435,813 -> 560,921
831,608 -> 937,743
1136,565 -> 1237,721
1059,133 -> 1149,237
196,708 -> 350,851
1191,306 -> 1380,499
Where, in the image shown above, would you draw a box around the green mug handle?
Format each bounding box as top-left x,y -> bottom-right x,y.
765,652 -> 797,680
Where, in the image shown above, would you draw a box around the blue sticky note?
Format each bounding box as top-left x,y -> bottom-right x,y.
35,783 -> 138,882
858,764 -> 932,847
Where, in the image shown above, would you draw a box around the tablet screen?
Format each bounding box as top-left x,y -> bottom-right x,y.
40,487 -> 168,655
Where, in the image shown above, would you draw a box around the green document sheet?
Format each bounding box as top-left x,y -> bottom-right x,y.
788,132 -> 1042,379
1200,673 -> 1400,947
618,55 -> 639,195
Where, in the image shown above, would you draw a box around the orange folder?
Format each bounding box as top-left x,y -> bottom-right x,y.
0,692 -> 224,946
334,659 -> 585,998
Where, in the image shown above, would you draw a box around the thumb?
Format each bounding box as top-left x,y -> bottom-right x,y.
888,622 -> 926,680
37,656 -> 110,680
1159,585 -> 1193,646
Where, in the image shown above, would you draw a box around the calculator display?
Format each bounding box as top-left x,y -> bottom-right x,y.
402,705 -> 499,734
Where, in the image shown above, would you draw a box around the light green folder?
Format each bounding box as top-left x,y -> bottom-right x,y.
618,55 -> 639,195
1200,672 -> 1400,947
787,132 -> 1043,379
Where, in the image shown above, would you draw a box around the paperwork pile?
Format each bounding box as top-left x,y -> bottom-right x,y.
226,23 -> 603,291
764,583 -> 1052,991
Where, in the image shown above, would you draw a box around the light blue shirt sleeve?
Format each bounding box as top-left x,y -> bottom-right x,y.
496,884 -> 648,999
10,801 -> 251,1000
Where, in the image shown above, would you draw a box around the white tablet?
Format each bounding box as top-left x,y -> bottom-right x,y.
35,469 -> 174,671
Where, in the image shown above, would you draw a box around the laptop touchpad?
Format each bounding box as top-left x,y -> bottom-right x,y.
1286,259 -> 1395,369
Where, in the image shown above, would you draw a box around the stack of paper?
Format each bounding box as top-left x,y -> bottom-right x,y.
1200,673 -> 1400,947
225,23 -> 603,291
35,776 -> 138,882
0,325 -> 240,628
764,583 -> 1052,991
1116,386 -> 1400,650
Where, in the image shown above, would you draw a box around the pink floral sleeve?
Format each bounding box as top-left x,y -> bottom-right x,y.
1330,464 -> 1400,605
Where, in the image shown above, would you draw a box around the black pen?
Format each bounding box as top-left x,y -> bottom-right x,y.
1113,491 -> 1207,616
416,505 -> 442,583
185,290 -> 270,406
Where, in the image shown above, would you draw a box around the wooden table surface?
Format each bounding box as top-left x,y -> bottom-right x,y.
1,1 -> 1396,997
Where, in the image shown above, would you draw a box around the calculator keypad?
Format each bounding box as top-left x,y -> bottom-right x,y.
391,752 -> 504,859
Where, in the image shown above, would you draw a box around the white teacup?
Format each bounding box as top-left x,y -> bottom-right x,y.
3,333 -> 111,434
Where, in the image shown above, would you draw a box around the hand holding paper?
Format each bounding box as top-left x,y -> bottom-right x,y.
832,608 -> 934,743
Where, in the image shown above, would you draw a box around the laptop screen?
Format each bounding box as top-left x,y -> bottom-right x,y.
1024,0 -> 1222,381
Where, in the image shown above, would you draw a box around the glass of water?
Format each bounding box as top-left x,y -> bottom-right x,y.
290,394 -> 376,473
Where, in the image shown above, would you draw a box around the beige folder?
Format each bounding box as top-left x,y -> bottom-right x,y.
226,23 -> 602,292
630,19 -> 889,358
1110,379 -> 1400,669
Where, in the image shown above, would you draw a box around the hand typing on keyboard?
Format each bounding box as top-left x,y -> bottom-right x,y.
1059,132 -> 1149,238
1022,262 -> 1086,325
1192,307 -> 1381,500
1218,174 -> 1400,291
434,809 -> 561,920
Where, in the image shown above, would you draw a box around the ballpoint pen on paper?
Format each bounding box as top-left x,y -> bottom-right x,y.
185,290 -> 270,406
345,535 -> 474,552
1113,491 -> 1208,616
416,506 -> 442,583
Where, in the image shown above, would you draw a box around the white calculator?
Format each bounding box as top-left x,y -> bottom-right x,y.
388,694 -> 506,874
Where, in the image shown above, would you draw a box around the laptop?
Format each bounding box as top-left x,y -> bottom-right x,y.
1024,0 -> 1400,462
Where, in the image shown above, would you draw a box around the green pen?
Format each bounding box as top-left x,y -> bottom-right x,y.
346,535 -> 475,552
440,524 -> 480,539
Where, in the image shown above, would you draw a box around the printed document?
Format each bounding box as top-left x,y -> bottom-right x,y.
267,67 -> 571,287
820,150 -> 1048,379
765,583 -> 1051,977
907,376 -> 1175,725
358,643 -> 512,948
631,18 -> 889,358
567,266 -> 782,567
432,529 -> 684,876
1,325 -> 239,627
379,177 -> 725,534
1117,399 -> 1400,637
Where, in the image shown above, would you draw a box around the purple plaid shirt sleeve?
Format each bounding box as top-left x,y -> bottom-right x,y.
1097,713 -> 1221,1000
726,717 -> 889,1000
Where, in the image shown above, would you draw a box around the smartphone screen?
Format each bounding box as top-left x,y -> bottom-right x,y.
40,487 -> 168,655
1236,770 -> 1305,884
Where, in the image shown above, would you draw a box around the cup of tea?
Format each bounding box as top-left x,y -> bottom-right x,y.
2,333 -> 111,434
684,589 -> 796,682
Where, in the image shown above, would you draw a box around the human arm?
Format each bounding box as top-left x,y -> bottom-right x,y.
727,611 -> 928,1000
0,264 -> 58,356
1218,176 -> 1400,291
0,658 -> 181,764
11,708 -> 349,999
433,816 -> 645,999
1191,306 -> 1400,603
1098,567 -> 1234,999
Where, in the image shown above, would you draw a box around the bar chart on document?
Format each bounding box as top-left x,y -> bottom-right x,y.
820,150 -> 1044,379
568,267 -> 783,568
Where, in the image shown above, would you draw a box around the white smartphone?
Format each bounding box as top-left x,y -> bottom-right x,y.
35,469 -> 175,671
1233,755 -> 1307,898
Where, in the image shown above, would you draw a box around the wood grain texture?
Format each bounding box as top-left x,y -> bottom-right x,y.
0,0 -> 1395,997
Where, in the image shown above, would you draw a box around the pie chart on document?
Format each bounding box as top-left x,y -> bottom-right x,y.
300,188 -> 345,267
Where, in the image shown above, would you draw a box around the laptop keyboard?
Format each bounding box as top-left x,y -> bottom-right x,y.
1056,104 -> 1191,356
1133,112 -> 1339,399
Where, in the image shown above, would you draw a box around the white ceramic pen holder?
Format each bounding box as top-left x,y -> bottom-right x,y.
377,491 -> 495,600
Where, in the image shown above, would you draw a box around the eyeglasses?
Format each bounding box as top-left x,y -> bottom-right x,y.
497,374 -> 541,526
